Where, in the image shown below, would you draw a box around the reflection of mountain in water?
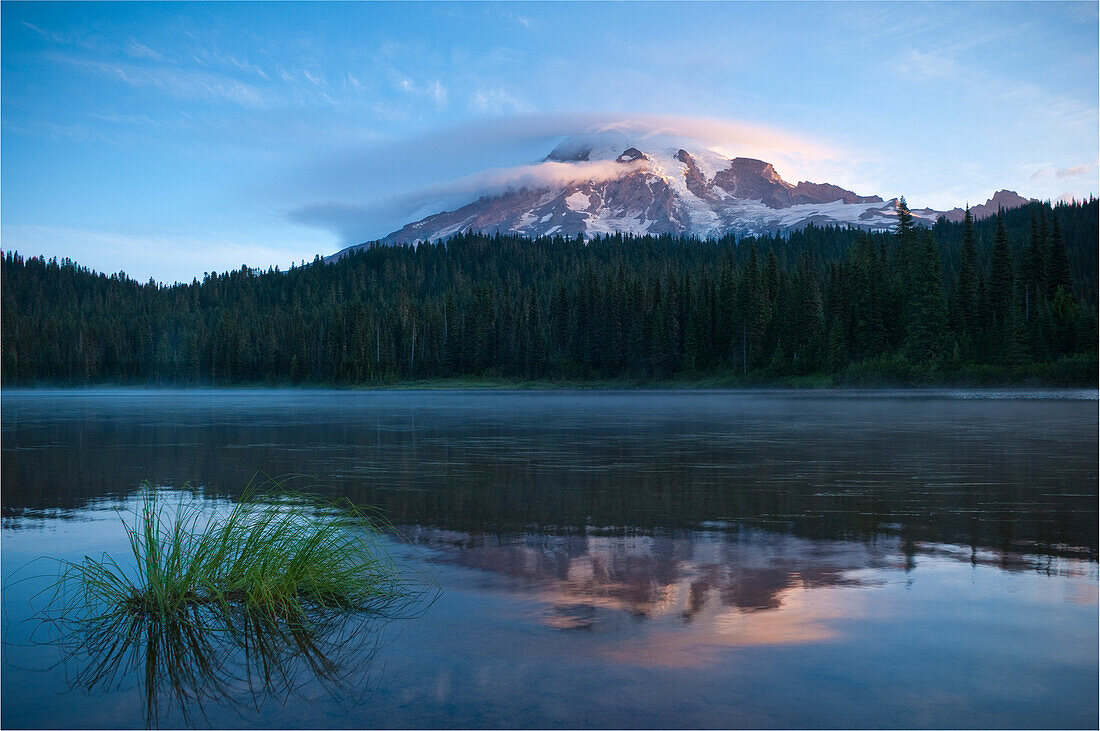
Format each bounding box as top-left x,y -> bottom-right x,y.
401,526 -> 1079,641
406,527 -> 885,623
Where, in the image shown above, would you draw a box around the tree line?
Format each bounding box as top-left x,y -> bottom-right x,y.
2,199 -> 1096,386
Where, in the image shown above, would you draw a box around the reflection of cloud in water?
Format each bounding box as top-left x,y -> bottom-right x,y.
1064,581 -> 1099,605
603,587 -> 858,668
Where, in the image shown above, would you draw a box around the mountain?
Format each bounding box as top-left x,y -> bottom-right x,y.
929,190 -> 1038,223
331,134 -> 1036,256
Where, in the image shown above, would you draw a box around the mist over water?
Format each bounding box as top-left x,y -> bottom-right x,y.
2,390 -> 1097,728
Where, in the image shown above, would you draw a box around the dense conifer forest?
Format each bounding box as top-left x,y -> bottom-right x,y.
2,199 -> 1096,387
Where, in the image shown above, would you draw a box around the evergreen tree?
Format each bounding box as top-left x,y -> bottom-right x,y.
987,214 -> 1015,327
735,247 -> 766,372
826,318 -> 846,373
1046,216 -> 1073,298
904,230 -> 948,362
1023,213 -> 1047,320
951,208 -> 979,340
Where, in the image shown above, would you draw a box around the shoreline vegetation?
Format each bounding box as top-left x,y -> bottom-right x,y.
6,355 -> 1097,392
3,200 -> 1096,389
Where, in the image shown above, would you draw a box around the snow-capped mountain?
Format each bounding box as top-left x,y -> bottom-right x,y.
331,134 -> 1035,256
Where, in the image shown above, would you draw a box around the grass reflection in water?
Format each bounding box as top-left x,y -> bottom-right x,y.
39,484 -> 428,727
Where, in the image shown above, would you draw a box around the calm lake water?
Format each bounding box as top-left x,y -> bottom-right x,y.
2,389 -> 1097,729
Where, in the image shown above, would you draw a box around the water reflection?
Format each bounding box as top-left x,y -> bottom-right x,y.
57,605 -> 386,728
402,524 -> 1096,669
3,390 -> 1096,562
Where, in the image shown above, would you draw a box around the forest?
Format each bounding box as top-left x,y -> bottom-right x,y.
2,199 -> 1096,387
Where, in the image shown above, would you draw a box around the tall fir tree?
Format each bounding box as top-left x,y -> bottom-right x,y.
987,214 -> 1015,328
1023,213 -> 1047,321
1046,216 -> 1073,298
904,230 -> 948,362
951,208 -> 979,340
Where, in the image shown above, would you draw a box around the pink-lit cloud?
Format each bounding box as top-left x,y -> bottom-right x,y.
1030,163 -> 1096,181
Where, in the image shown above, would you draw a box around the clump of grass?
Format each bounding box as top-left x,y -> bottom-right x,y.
55,485 -> 405,627
30,485 -> 430,726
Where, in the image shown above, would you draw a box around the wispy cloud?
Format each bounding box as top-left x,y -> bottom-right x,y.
499,10 -> 534,29
20,20 -> 80,47
55,54 -> 270,106
896,46 -> 1096,137
396,76 -> 449,108
427,80 -> 447,107
470,88 -> 531,114
125,39 -> 167,62
191,47 -> 271,80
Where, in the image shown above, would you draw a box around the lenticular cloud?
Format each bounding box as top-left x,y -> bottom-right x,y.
287,112 -> 843,243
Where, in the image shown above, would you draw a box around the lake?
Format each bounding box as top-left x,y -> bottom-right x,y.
2,389 -> 1097,729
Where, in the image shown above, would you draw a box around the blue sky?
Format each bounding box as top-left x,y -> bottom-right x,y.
3,1 -> 1097,283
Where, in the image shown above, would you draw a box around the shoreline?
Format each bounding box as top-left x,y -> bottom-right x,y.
3,381 -> 1097,398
